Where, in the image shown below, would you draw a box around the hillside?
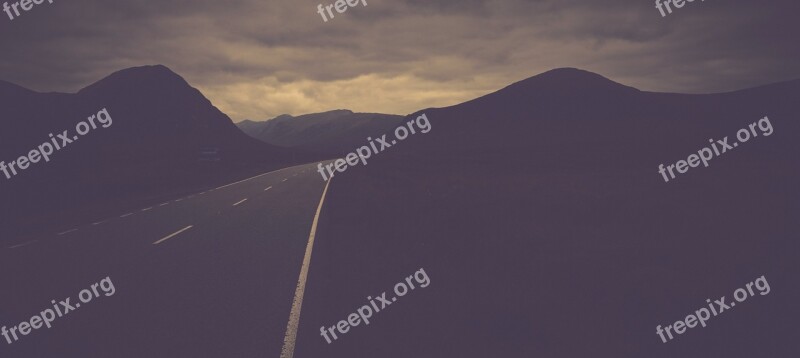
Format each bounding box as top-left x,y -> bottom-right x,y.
296,68 -> 800,357
0,65 -> 305,242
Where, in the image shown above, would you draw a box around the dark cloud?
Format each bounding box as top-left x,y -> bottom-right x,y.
0,0 -> 797,119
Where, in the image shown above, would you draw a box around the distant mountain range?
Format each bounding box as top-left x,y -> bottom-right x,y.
238,110 -> 403,155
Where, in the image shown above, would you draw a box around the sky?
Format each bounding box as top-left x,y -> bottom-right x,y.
0,0 -> 797,121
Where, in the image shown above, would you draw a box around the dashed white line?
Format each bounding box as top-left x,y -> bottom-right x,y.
233,198 -> 248,206
174,198 -> 183,202
9,240 -> 38,249
209,163 -> 313,192
120,213 -> 134,218
214,171 -> 272,190
282,178 -> 288,182
265,186 -> 272,191
142,207 -> 153,211
92,220 -> 106,226
280,178 -> 333,358
153,225 -> 193,245
58,228 -> 78,235
158,202 -> 170,207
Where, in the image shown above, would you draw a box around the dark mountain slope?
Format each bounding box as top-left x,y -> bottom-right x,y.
0,65 -> 303,242
298,68 -> 800,357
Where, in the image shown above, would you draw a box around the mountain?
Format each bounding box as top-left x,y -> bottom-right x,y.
237,110 -> 403,155
303,68 -> 800,357
238,118 -> 275,138
0,65 -> 303,241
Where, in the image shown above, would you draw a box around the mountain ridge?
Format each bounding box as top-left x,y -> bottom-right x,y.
237,109 -> 403,155
0,64 -> 301,242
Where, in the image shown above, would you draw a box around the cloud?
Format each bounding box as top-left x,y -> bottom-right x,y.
0,0 -> 797,120
202,72 -> 498,119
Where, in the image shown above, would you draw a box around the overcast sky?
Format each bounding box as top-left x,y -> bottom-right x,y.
0,0 -> 797,120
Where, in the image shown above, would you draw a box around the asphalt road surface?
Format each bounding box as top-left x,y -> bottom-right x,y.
0,162 -> 333,357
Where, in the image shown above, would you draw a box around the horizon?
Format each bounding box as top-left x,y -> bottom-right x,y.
3,64 -> 798,123
0,0 -> 798,120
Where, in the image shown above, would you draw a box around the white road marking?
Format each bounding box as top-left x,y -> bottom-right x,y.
92,220 -> 106,226
264,186 -> 272,191
58,228 -> 78,235
120,213 -> 134,218
233,198 -> 248,206
211,163 -> 315,191
142,207 -> 153,211
9,240 -> 37,249
153,225 -> 193,245
158,202 -> 170,207
214,172 -> 271,190
174,198 -> 183,202
280,178 -> 333,358
282,178 -> 288,182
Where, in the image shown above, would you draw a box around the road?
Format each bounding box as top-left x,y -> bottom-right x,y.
0,161 -> 331,357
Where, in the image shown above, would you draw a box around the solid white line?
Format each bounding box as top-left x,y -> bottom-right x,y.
9,240 -> 37,249
120,213 -> 134,218
152,225 -> 193,245
58,228 -> 78,235
233,198 -> 248,206
264,186 -> 272,191
280,178 -> 333,358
